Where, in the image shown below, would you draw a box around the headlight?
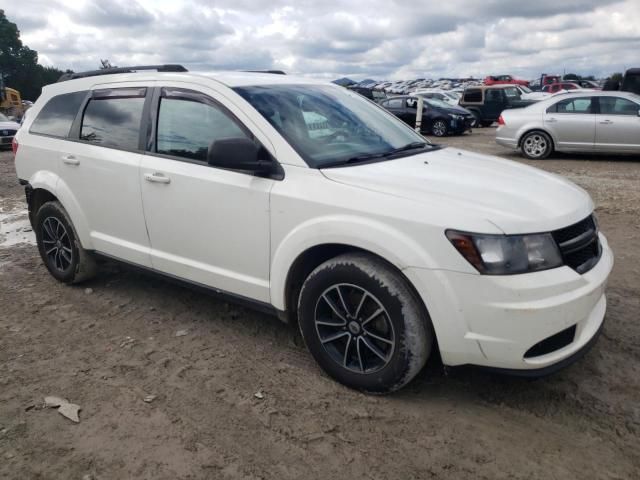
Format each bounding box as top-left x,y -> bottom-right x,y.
446,230 -> 563,275
448,114 -> 462,120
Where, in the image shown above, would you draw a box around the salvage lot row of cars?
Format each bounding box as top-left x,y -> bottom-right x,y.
373,70 -> 640,158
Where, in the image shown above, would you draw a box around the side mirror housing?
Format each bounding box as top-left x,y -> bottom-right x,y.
207,138 -> 274,175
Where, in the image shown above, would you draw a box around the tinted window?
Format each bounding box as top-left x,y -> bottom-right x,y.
80,89 -> 146,150
386,98 -> 404,108
157,92 -> 247,162
547,97 -> 593,114
463,89 -> 482,102
30,91 -> 87,138
599,97 -> 639,116
486,90 -> 503,102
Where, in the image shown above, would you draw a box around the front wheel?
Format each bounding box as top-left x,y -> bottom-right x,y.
520,131 -> 553,159
431,119 -> 448,137
297,253 -> 432,393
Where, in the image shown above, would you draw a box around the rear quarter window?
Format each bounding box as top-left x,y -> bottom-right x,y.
30,91 -> 88,138
463,89 -> 482,103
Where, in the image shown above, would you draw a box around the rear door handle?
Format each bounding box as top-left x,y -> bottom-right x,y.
546,118 -> 557,123
144,172 -> 171,184
62,155 -> 80,166
599,119 -> 613,125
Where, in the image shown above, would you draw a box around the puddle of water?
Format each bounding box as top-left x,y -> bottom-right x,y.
0,209 -> 36,247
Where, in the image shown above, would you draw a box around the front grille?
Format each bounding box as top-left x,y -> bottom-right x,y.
524,325 -> 576,358
552,215 -> 601,274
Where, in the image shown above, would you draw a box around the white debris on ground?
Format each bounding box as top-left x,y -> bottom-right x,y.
0,206 -> 35,248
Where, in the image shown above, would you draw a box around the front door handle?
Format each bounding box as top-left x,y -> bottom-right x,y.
144,172 -> 171,184
62,155 -> 80,166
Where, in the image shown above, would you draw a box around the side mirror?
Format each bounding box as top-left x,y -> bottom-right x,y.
207,138 -> 272,175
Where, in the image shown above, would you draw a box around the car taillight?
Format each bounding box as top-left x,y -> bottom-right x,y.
11,137 -> 19,155
498,115 -> 505,126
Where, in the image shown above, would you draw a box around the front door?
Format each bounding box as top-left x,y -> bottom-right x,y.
139,86 -> 273,302
594,96 -> 640,152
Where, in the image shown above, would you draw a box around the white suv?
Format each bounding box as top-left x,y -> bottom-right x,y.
14,65 -> 614,393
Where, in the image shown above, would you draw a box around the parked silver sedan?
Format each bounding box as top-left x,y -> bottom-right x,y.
496,91 -> 640,159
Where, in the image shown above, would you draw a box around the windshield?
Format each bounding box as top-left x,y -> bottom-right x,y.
234,84 -> 432,168
0,113 -> 9,122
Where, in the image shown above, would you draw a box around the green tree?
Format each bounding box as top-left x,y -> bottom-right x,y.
609,72 -> 624,83
0,9 -> 69,100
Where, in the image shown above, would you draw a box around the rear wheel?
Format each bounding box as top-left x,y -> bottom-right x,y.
297,253 -> 432,393
431,119 -> 448,137
35,201 -> 97,284
521,131 -> 553,159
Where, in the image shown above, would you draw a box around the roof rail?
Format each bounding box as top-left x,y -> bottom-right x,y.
57,64 -> 188,82
244,70 -> 286,75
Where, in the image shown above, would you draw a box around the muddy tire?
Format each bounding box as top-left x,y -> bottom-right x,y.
297,253 -> 432,393
35,201 -> 97,284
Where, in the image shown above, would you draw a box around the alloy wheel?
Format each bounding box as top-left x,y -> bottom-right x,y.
41,216 -> 73,272
523,134 -> 548,158
432,121 -> 447,137
314,283 -> 395,374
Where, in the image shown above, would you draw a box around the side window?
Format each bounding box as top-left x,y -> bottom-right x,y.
547,97 -> 593,114
463,89 -> 482,103
599,97 -> 639,116
486,90 -> 503,102
156,90 -> 248,162
386,98 -> 404,108
30,91 -> 88,138
80,88 -> 146,150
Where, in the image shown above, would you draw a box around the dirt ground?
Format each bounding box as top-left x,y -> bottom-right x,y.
1,129 -> 639,480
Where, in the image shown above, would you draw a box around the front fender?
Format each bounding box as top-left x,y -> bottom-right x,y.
269,214 -> 438,310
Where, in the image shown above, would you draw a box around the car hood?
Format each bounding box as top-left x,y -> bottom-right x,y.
321,147 -> 593,234
0,121 -> 20,131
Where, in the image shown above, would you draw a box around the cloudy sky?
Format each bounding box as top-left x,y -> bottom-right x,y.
3,0 -> 639,81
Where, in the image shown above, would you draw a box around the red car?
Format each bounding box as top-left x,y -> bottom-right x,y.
484,75 -> 529,87
542,82 -> 582,94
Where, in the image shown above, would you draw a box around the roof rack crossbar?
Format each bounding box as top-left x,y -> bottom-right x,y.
57,64 -> 188,82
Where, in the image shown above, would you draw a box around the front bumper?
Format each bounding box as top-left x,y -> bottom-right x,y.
404,233 -> 613,372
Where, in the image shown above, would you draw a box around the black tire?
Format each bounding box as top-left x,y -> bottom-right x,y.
469,110 -> 482,128
431,119 -> 448,137
35,201 -> 97,284
297,253 -> 432,393
520,131 -> 553,159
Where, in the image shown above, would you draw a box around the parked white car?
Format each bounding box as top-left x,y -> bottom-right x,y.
410,89 -> 460,106
14,66 -> 613,392
0,112 -> 20,148
496,91 -> 640,158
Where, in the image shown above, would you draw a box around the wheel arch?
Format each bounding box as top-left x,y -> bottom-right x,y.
26,172 -> 93,249
517,127 -> 556,149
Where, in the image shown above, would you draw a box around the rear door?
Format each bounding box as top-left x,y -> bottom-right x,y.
594,96 -> 640,152
543,96 -> 596,151
62,84 -> 152,266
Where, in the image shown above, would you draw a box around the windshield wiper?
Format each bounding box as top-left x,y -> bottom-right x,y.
383,141 -> 430,156
321,142 -> 432,169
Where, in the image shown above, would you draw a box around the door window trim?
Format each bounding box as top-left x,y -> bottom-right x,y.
69,86 -> 151,153
144,86 -> 283,179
